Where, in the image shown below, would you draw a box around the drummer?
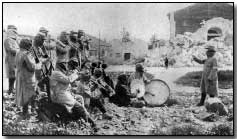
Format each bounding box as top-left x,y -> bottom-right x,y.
129,63 -> 150,86
110,74 -> 145,108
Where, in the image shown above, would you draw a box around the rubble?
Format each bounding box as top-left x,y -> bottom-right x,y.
205,97 -> 228,116
145,17 -> 233,67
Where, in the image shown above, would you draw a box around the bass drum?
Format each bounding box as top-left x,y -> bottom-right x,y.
144,79 -> 170,107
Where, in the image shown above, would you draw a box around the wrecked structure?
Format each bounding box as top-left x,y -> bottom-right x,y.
167,3 -> 233,41
106,38 -> 148,65
145,3 -> 233,67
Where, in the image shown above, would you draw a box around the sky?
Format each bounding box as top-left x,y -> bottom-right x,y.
3,3 -> 193,42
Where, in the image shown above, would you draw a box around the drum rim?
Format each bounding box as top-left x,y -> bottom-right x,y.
144,79 -> 171,106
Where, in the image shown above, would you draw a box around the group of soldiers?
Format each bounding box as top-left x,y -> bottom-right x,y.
4,24 -> 219,132
4,25 -> 151,131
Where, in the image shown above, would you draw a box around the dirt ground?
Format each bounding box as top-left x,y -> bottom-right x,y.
2,65 -> 233,135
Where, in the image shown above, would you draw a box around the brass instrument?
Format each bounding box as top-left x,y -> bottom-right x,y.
89,78 -> 115,96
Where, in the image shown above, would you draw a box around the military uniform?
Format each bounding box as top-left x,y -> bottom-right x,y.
4,27 -> 19,94
196,57 -> 218,97
193,45 -> 218,106
50,66 -> 96,127
15,39 -> 39,116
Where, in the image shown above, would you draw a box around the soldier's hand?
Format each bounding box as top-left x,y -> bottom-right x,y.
35,63 -> 42,70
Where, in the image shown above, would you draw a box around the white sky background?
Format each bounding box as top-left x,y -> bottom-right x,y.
3,3 -> 193,41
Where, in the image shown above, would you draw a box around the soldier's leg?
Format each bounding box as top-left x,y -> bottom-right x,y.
72,102 -> 97,128
22,102 -> 29,119
8,78 -> 15,95
90,98 -> 106,114
197,78 -> 206,106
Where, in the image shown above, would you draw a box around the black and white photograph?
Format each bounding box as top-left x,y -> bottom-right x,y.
2,2 -> 234,135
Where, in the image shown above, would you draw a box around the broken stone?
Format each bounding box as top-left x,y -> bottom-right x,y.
205,97 -> 228,116
202,113 -> 219,122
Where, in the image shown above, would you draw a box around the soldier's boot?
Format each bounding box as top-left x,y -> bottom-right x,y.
197,93 -> 206,106
102,112 -> 113,120
8,78 -> 15,95
22,104 -> 30,119
88,117 -> 98,132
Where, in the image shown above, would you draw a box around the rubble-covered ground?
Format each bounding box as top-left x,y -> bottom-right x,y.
2,66 -> 233,135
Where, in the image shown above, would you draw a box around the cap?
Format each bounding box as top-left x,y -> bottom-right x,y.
39,27 -> 49,33
7,25 -> 17,31
205,45 -> 216,52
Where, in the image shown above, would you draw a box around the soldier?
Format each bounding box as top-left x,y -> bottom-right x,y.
128,64 -> 151,107
49,61 -> 97,129
55,31 -> 70,69
192,45 -> 218,106
89,68 -> 113,120
4,25 -> 19,95
164,57 -> 169,69
33,27 -> 55,92
33,27 -> 54,57
111,74 -> 147,108
77,30 -> 90,63
68,31 -> 80,70
129,63 -> 150,85
15,39 -> 42,118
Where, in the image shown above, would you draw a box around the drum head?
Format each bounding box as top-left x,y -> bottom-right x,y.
144,79 -> 170,106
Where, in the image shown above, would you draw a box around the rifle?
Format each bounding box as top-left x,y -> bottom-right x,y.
32,46 -> 52,102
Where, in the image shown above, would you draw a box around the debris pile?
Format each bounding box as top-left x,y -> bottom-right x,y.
145,17 -> 233,67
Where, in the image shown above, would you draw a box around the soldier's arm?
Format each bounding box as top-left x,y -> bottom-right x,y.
56,41 -> 68,53
143,74 -> 150,84
23,54 -> 37,72
208,58 -> 218,81
4,39 -> 18,55
192,56 -> 205,64
51,71 -> 71,84
44,41 -> 56,50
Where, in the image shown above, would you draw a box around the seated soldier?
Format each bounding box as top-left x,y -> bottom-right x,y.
128,64 -> 152,107
129,63 -> 150,85
49,61 -> 97,129
101,63 -> 114,90
110,74 -> 146,108
87,68 -> 113,120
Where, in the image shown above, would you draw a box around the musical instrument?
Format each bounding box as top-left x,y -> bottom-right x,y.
143,79 -> 170,106
89,78 -> 115,97
130,79 -> 145,98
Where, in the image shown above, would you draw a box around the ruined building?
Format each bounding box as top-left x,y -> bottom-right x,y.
168,3 -> 233,41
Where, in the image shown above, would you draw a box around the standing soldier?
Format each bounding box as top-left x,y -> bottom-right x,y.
55,31 -> 70,69
4,25 -> 19,95
68,31 -> 80,70
77,30 -> 90,65
164,57 -> 169,69
15,39 -> 42,118
192,45 -> 218,106
33,27 -> 54,92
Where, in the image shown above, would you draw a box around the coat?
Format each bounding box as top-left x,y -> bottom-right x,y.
56,41 -> 70,63
111,82 -> 132,107
15,49 -> 36,106
50,69 -> 76,112
194,56 -> 218,96
68,41 -> 79,62
4,37 -> 19,78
